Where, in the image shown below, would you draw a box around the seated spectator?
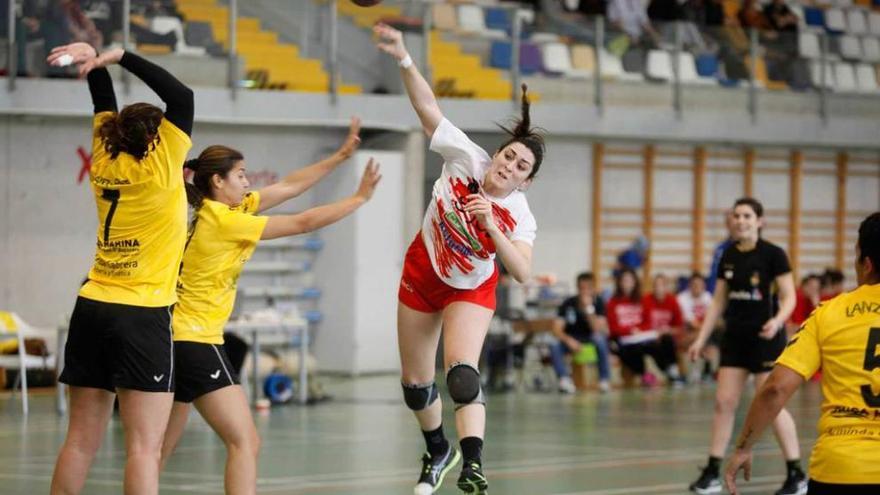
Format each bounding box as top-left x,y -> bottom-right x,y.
682,0 -> 726,28
641,273 -> 686,385
738,0 -> 771,31
550,272 -> 612,394
763,0 -> 798,32
677,272 -> 718,381
607,268 -> 675,387
820,268 -> 845,301
608,0 -> 660,46
788,273 -> 821,333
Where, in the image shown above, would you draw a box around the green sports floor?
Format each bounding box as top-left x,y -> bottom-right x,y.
0,376 -> 822,494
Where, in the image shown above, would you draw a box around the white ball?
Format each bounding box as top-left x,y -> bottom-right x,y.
57,54 -> 74,67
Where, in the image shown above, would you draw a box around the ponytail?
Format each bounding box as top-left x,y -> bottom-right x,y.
96,103 -> 164,160
496,84 -> 545,179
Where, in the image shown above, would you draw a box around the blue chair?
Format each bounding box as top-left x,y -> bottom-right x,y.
484,8 -> 511,32
803,7 -> 824,28
695,54 -> 719,77
490,41 -> 544,74
490,41 -> 513,69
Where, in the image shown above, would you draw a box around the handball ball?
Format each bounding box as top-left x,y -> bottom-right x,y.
351,0 -> 382,6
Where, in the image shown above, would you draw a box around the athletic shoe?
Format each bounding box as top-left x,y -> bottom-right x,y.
775,470 -> 808,495
688,466 -> 722,494
457,460 -> 488,494
558,376 -> 576,394
413,445 -> 461,495
598,380 -> 611,393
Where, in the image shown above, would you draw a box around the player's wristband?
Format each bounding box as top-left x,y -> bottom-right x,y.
398,54 -> 413,69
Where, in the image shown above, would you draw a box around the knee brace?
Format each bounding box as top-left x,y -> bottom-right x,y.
401,381 -> 439,411
446,362 -> 485,410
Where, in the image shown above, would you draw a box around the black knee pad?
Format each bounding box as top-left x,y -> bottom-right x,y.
446,362 -> 484,409
401,381 -> 439,411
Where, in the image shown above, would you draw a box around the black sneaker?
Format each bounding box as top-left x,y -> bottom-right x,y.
688,465 -> 721,494
457,460 -> 488,494
413,445 -> 461,495
775,470 -> 807,495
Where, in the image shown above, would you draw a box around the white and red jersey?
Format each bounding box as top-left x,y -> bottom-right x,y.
677,290 -> 713,327
421,118 -> 537,290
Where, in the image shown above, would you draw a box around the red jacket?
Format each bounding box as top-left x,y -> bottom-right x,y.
607,296 -> 643,338
791,289 -> 818,325
641,294 -> 684,334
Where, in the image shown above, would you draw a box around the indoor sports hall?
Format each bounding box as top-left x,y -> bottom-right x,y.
1,1 -> 878,494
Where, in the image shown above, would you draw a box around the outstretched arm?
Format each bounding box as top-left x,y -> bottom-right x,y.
48,43 -> 194,136
257,117 -> 362,213
261,159 -> 382,240
373,23 -> 443,137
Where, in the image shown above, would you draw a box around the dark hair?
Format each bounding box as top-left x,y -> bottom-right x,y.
97,103 -> 164,160
613,268 -> 641,302
183,145 -> 245,209
801,273 -> 821,286
858,213 -> 880,275
576,272 -> 595,285
496,84 -> 545,179
822,267 -> 845,286
689,272 -> 705,283
733,197 -> 764,218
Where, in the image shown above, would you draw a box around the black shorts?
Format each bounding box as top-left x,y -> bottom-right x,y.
808,479 -> 880,495
173,341 -> 239,403
60,296 -> 174,393
719,327 -> 786,373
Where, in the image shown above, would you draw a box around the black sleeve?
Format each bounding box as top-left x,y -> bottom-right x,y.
557,298 -> 573,318
118,51 -> 194,136
594,297 -> 606,317
771,244 -> 792,278
87,68 -> 117,114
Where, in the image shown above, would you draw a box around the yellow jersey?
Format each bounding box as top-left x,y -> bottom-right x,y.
776,283 -> 880,484
79,112 -> 191,307
172,192 -> 268,344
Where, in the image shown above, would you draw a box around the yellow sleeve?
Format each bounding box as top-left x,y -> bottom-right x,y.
152,117 -> 193,187
91,112 -> 115,164
776,308 -> 822,380
224,196 -> 268,243
240,191 -> 261,214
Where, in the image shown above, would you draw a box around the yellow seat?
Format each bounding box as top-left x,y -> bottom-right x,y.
571,44 -> 596,72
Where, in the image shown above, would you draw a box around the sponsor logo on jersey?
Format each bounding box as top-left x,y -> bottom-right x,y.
845,301 -> 880,318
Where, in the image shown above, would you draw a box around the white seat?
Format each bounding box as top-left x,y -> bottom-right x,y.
862,37 -> 880,62
811,60 -> 836,88
825,8 -> 847,32
598,48 -> 625,79
458,5 -> 487,33
799,31 -> 821,58
647,49 -> 673,81
869,12 -> 880,36
846,9 -> 868,35
839,35 -> 862,60
854,63 -> 880,92
676,51 -> 701,83
834,62 -> 858,91
150,15 -> 206,56
542,42 -> 573,75
0,312 -> 54,415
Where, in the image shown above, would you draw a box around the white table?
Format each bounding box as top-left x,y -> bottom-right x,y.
224,320 -> 310,406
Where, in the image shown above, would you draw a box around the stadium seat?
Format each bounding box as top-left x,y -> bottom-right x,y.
490,41 -> 512,69
825,8 -> 847,32
854,63 -> 880,91
811,60 -> 836,88
458,4 -> 505,38
834,62 -> 858,91
432,4 -> 458,31
868,11 -> 880,35
799,31 -> 821,58
646,50 -> 673,81
863,37 -> 880,62
677,52 -> 704,83
803,7 -> 825,27
839,35 -> 863,59
484,7 -> 511,32
489,41 -> 543,74
542,42 -> 574,75
834,0 -> 853,7
846,8 -> 869,34
571,44 -> 596,74
598,49 -> 626,79
695,53 -> 720,78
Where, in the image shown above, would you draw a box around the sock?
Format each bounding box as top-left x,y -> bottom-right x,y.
706,456 -> 722,474
460,436 -> 484,464
422,425 -> 449,458
785,459 -> 803,476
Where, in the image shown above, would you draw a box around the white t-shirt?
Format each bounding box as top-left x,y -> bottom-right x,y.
677,290 -> 713,327
420,118 -> 537,290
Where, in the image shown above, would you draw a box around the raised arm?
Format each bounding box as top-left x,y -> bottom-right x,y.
257,117 -> 362,213
49,43 -> 194,136
47,43 -> 116,114
373,23 -> 443,137
260,159 -> 381,240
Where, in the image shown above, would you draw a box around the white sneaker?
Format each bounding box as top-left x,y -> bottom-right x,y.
598,380 -> 611,393
558,376 -> 576,394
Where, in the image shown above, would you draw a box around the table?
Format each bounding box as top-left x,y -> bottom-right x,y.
224,320 -> 310,406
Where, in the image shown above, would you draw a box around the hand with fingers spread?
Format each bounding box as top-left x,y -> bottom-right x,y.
47,43 -> 123,78
373,23 -> 408,62
725,448 -> 753,495
463,194 -> 496,232
337,117 -> 363,159
354,159 -> 382,202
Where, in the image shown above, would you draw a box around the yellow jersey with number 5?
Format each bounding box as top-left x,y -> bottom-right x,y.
78,111 -> 192,307
776,283 -> 880,484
